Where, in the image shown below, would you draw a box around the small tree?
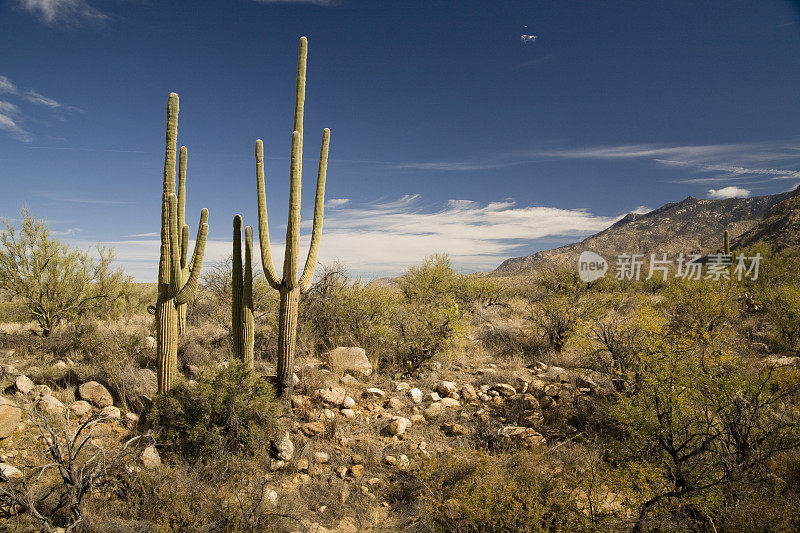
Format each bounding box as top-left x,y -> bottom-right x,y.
0,209 -> 130,336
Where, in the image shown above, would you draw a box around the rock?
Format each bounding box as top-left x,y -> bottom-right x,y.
766,356 -> 799,367
291,396 -> 307,409
0,462 -> 23,481
492,383 -> 517,397
140,446 -> 161,469
442,423 -> 469,436
341,408 -> 356,419
518,410 -> 543,427
349,464 -> 365,478
316,386 -> 347,406
436,381 -> 458,397
337,466 -> 348,478
514,376 -> 530,394
440,397 -> 461,408
125,412 -> 140,424
322,408 -> 335,419
32,384 -> 51,398
100,406 -> 121,419
544,384 -> 560,398
384,455 -> 397,465
497,426 -> 547,447
424,402 -> 444,418
53,360 -> 68,372
386,397 -> 404,410
78,381 -> 113,408
363,388 -> 385,399
273,433 -> 295,461
384,417 -> 411,436
429,392 -> 441,402
302,421 -> 325,437
2,364 -> 18,376
342,396 -> 356,409
541,366 -> 569,383
397,454 -> 410,469
393,381 -> 410,392
14,375 -> 34,395
68,401 -> 92,419
36,395 -> 65,418
296,458 -> 310,472
460,384 -> 477,402
408,388 -> 423,404
327,347 -> 373,377
0,397 -> 21,439
144,336 -> 157,349
410,414 -> 425,424
519,394 -> 540,410
340,374 -> 361,387
313,451 -> 329,463
270,460 -> 287,471
265,488 -> 278,506
186,364 -> 201,377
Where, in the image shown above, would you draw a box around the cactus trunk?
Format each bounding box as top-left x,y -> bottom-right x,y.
243,226 -> 255,367
276,287 -> 300,396
724,229 -> 731,255
156,92 -> 210,394
255,37 -> 330,401
232,216 -> 255,367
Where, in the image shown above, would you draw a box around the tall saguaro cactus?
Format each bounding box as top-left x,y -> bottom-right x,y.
232,215 -> 255,367
256,36 -> 330,399
157,92 -> 210,394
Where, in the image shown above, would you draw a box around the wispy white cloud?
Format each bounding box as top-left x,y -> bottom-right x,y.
326,198 -> 350,208
0,111 -> 32,142
520,35 -> 538,43
15,0 -> 107,25
0,76 -> 18,95
24,90 -> 83,113
708,186 -> 751,199
37,191 -> 133,205
95,195 -> 632,281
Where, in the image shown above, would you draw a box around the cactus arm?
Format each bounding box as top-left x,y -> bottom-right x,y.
232,215 -> 244,360
188,208 -> 209,270
299,128 -> 330,293
177,146 -> 187,247
294,36 -> 307,171
255,140 -> 283,290
168,194 -> 181,296
243,225 -> 255,366
175,217 -> 209,306
283,131 -> 302,290
180,224 -> 189,269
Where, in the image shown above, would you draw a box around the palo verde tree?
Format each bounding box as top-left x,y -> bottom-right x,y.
0,209 -> 129,336
256,36 -> 330,399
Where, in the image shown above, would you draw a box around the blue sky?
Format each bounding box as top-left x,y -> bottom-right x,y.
1,0 -> 799,280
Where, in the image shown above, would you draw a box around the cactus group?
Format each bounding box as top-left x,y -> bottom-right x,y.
256,36 -> 330,399
156,93 -> 210,394
232,215 -> 255,367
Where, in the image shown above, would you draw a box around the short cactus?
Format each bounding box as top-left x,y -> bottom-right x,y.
256,36 -> 330,399
156,93 -> 209,394
232,215 -> 255,367
724,229 -> 731,256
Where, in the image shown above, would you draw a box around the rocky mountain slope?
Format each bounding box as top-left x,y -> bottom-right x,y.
496,190 -> 795,273
735,188 -> 800,251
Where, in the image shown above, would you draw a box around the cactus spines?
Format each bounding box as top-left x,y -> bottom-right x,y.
724,229 -> 731,256
156,92 -> 210,394
256,36 -> 330,399
232,216 -> 255,367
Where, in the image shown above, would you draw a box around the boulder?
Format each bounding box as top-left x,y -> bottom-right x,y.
273,433 -> 295,461
342,396 -> 356,409
327,347 -> 372,377
32,384 -> 51,398
440,397 -> 461,408
316,386 -> 347,406
424,402 -> 444,419
15,375 -> 34,395
340,408 -> 356,419
460,384 -> 478,402
436,381 -> 458,397
497,426 -> 547,447
313,451 -> 330,463
144,336 -> 157,350
384,417 -> 411,436
408,388 -> 423,404
36,395 -> 65,418
78,381 -> 113,408
68,401 -> 92,419
363,388 -> 385,400
0,462 -> 23,481
492,383 -> 517,397
0,396 -> 21,439
339,374 -> 361,387
302,421 -> 325,437
100,406 -> 121,419
140,445 -> 161,469
442,422 -> 469,436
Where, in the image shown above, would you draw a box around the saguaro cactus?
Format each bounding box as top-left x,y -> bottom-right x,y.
232,215 -> 255,367
256,36 -> 330,399
156,93 -> 210,394
724,229 -> 731,255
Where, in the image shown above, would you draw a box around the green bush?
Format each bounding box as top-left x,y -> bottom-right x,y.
146,362 -> 281,462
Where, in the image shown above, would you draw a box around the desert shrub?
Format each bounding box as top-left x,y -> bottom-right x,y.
528,294 -> 599,352
0,209 -> 133,336
146,362 -> 281,462
452,275 -> 507,308
397,253 -> 457,302
662,278 -> 741,347
410,450 -> 591,532
761,284 -> 800,350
